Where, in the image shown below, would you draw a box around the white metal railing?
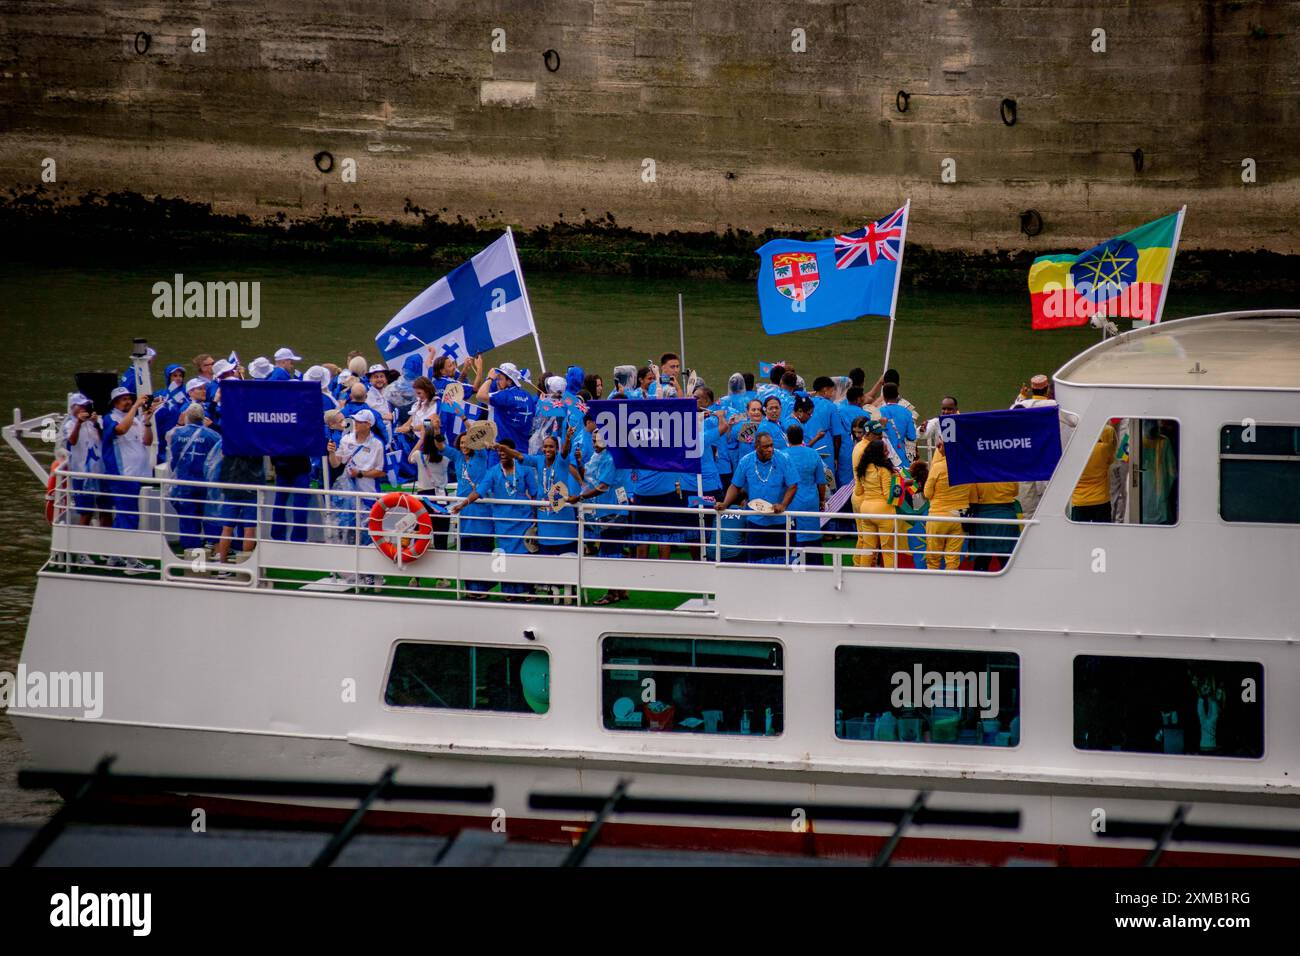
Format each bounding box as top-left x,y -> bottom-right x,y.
36,461 -> 1037,606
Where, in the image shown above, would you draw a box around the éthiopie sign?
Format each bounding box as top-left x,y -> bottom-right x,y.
940,405 -> 1062,484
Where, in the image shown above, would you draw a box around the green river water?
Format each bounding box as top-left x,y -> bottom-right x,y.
0,255 -> 1290,819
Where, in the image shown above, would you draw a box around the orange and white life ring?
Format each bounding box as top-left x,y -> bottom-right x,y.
45,459 -> 66,524
367,492 -> 434,564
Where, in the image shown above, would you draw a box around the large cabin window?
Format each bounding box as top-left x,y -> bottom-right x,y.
1067,418 -> 1179,525
834,646 -> 1020,746
1220,424 -> 1300,524
1073,655 -> 1263,758
600,635 -> 783,735
384,643 -> 549,714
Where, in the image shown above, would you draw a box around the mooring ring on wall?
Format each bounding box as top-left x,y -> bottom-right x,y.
1132,147 -> 1144,173
314,151 -> 335,174
1019,209 -> 1044,237
896,90 -> 910,113
543,49 -> 561,72
134,32 -> 151,55
1000,98 -> 1017,126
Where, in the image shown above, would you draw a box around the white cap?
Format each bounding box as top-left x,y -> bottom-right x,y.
110,386 -> 133,401
497,363 -> 523,386
352,408 -> 376,425
545,375 -> 565,395
337,370 -> 355,385
274,347 -> 302,363
367,364 -> 388,375
69,392 -> 92,408
249,356 -> 273,380
212,359 -> 234,377
303,365 -> 330,390
185,377 -> 208,393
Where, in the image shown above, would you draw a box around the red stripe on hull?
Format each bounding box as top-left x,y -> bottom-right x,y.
79,792 -> 1300,868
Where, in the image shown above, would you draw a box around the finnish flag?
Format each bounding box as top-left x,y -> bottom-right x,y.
375,231 -> 537,370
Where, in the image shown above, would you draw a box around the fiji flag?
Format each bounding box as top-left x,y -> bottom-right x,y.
376,231 -> 538,369
756,203 -> 909,335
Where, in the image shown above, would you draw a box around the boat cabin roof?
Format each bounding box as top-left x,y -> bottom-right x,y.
1056,311 -> 1300,390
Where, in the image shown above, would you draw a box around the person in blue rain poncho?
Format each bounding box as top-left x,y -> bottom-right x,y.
153,364 -> 190,458
167,404 -> 222,553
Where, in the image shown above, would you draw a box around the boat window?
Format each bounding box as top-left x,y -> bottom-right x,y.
834,646 -> 1020,746
600,635 -> 783,735
1067,418 -> 1178,525
384,643 -> 549,714
1073,655 -> 1263,758
1219,424 -> 1300,524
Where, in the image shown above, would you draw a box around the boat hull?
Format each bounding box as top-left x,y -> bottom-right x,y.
13,711 -> 1300,866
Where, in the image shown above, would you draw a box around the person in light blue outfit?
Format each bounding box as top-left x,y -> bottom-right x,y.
783,423 -> 828,565
693,386 -> 725,498
716,433 -> 799,565
571,437 -> 633,604
877,381 -> 917,469
448,434 -> 493,596
755,364 -> 785,409
807,376 -> 845,477
520,435 -> 583,556
453,438 -> 540,597
836,386 -> 871,487
756,395 -> 789,450
563,417 -> 595,468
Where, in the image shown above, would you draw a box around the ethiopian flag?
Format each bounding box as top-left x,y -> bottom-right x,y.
1028,208 -> 1185,330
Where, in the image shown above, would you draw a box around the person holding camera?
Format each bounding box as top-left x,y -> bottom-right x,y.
102,386 -> 159,546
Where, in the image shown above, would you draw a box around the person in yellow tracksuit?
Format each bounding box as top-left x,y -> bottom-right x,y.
1070,422 -> 1117,522
852,437 -> 903,567
924,442 -> 971,570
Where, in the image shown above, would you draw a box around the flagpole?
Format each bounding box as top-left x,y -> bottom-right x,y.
678,292 -> 687,370
1152,205 -> 1186,326
880,198 -> 911,377
506,226 -> 547,373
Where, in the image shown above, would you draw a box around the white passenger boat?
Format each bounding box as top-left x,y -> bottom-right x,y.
4,310 -> 1299,865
